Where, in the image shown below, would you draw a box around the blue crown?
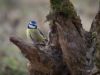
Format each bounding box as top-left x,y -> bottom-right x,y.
29,20 -> 37,26
28,20 -> 37,29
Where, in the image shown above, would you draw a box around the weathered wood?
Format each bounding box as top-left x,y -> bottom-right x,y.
10,36 -> 70,75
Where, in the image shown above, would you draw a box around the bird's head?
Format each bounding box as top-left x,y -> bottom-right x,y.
28,20 -> 37,29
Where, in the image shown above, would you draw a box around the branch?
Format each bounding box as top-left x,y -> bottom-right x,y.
10,36 -> 69,75
10,36 -> 40,61
10,36 -> 52,73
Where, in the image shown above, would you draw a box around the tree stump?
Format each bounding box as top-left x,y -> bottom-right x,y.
10,0 -> 100,75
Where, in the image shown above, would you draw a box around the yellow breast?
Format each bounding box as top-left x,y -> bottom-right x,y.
26,29 -> 45,43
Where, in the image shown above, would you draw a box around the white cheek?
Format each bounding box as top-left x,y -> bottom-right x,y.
29,24 -> 35,28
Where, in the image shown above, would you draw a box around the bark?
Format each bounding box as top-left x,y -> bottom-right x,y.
10,0 -> 100,75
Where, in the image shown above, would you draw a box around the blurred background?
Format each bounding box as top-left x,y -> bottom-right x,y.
0,0 -> 99,75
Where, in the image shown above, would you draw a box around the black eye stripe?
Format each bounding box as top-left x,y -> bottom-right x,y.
28,24 -> 37,29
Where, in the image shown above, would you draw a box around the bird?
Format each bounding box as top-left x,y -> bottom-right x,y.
26,20 -> 47,46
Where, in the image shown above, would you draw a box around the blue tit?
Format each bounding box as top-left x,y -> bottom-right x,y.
27,20 -> 46,45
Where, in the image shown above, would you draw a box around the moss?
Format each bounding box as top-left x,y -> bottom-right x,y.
62,1 -> 77,17
50,0 -> 77,18
92,32 -> 97,39
50,0 -> 62,11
